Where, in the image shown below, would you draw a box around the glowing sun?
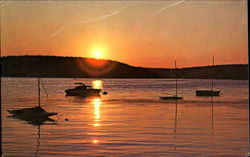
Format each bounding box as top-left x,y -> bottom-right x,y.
89,45 -> 107,59
94,51 -> 102,59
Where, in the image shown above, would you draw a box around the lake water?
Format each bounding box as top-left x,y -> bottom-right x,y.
1,78 -> 249,156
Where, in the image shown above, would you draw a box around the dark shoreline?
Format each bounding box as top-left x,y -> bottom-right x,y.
1,77 -> 248,81
1,55 -> 248,80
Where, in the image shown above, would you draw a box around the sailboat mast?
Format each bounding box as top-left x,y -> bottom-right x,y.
212,56 -> 214,92
175,60 -> 177,97
38,77 -> 41,107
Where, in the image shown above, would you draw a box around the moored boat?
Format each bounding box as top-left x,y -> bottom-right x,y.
65,83 -> 101,97
7,78 -> 57,121
160,95 -> 183,99
160,60 -> 183,100
195,56 -> 221,96
8,106 -> 57,121
196,90 -> 220,96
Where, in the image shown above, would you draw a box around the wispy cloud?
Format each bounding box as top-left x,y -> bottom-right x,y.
49,2 -> 129,38
150,0 -> 186,17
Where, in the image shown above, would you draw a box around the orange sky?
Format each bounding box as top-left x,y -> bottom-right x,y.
1,0 -> 248,68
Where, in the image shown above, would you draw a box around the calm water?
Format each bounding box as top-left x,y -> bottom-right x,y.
2,78 -> 249,156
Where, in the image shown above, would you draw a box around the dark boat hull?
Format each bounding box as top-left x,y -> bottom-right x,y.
160,96 -> 183,100
65,89 -> 101,97
196,90 -> 220,96
7,106 -> 57,120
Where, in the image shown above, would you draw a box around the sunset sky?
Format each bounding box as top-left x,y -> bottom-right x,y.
1,0 -> 248,68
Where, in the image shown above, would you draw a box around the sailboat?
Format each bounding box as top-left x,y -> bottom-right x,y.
160,60 -> 183,99
7,77 -> 57,121
196,56 -> 221,96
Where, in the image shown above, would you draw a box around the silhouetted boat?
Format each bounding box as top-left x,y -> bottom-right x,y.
160,60 -> 183,100
196,56 -> 221,96
196,90 -> 220,96
160,95 -> 183,100
7,77 -> 57,120
65,82 -> 101,97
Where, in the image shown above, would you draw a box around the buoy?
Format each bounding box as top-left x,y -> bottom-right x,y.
65,118 -> 68,121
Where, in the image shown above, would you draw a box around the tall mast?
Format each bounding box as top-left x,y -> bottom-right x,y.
38,77 -> 41,107
212,56 -> 214,92
175,60 -> 177,97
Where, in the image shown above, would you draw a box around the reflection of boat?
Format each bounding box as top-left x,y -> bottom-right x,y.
34,119 -> 56,157
35,125 -> 41,157
196,56 -> 221,96
7,77 -> 57,120
173,100 -> 178,151
160,60 -> 183,100
65,82 -> 101,97
211,97 -> 214,136
9,113 -> 57,156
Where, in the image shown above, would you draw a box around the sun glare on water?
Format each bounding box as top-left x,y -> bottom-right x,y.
92,80 -> 103,89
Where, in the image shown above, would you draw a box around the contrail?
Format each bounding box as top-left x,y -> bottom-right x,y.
150,0 -> 186,17
49,2 -> 129,38
75,3 -> 129,25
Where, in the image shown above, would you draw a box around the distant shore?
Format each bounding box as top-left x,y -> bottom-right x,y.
1,55 -> 248,80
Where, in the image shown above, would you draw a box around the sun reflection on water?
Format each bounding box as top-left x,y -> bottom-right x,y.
92,80 -> 103,89
91,98 -> 102,144
92,123 -> 100,127
93,98 -> 101,120
92,139 -> 99,144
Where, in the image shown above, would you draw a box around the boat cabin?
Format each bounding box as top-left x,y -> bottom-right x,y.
74,83 -> 94,90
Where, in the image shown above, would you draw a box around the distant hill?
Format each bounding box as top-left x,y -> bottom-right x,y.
1,55 -> 248,80
152,65 -> 248,80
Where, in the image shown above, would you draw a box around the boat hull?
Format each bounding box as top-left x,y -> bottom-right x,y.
65,89 -> 101,97
196,90 -> 220,96
7,106 -> 57,120
160,96 -> 183,100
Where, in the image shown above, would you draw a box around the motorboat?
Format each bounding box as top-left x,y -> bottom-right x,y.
65,82 -> 101,97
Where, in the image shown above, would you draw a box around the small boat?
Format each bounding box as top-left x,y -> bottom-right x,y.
196,90 -> 220,96
65,82 -> 101,97
7,78 -> 57,120
160,95 -> 183,100
196,56 -> 221,96
160,60 -> 183,100
8,106 -> 57,121
102,91 -> 108,95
